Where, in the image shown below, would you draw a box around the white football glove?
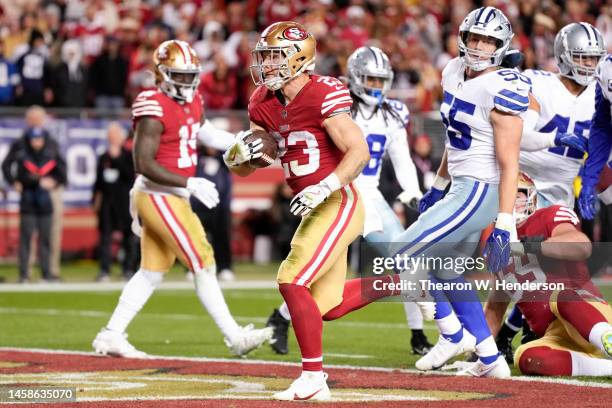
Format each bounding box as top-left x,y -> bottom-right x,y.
222,130 -> 263,167
186,177 -> 220,209
397,189 -> 423,205
290,174 -> 341,217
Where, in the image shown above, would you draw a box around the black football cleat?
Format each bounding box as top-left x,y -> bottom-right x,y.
266,308 -> 290,355
495,335 -> 514,365
410,329 -> 433,356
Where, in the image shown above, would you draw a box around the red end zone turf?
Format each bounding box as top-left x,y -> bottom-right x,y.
0,349 -> 609,407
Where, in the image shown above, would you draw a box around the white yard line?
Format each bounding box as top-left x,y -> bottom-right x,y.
0,347 -> 610,389
0,280 -> 277,292
0,307 -> 437,329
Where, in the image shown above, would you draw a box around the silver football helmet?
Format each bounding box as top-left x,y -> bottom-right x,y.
554,22 -> 606,86
347,46 -> 393,106
458,7 -> 513,71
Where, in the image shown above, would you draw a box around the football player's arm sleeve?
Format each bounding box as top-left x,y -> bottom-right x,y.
387,127 -> 422,198
582,83 -> 612,188
323,113 -> 370,186
133,117 -> 188,188
543,208 -> 591,260
519,94 -> 557,151
491,109 -> 522,214
198,119 -> 235,151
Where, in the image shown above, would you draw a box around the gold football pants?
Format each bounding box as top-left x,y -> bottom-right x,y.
133,191 -> 214,273
278,184 -> 365,315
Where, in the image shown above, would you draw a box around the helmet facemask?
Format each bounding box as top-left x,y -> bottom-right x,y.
355,74 -> 392,106
250,44 -> 314,91
561,51 -> 604,86
158,65 -> 200,103
514,174 -> 537,224
459,32 -> 507,71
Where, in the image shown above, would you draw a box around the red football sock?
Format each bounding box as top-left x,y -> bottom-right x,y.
323,275 -> 400,321
555,291 -> 608,342
279,283 -> 323,372
518,346 -> 572,376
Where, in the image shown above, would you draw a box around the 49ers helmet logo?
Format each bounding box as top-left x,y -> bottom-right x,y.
283,27 -> 308,41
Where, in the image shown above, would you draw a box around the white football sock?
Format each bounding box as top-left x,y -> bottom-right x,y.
404,301 -> 423,330
193,265 -> 241,340
588,322 -> 612,355
106,269 -> 164,333
436,311 -> 462,336
570,351 -> 612,376
475,335 -> 498,358
279,302 -> 291,321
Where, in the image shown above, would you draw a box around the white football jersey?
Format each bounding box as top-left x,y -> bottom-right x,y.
596,55 -> 612,110
441,58 -> 530,184
595,56 -> 612,168
519,69 -> 596,207
353,99 -> 410,192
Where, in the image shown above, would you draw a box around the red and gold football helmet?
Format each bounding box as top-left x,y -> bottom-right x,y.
250,21 -> 316,91
153,40 -> 201,102
515,172 -> 537,224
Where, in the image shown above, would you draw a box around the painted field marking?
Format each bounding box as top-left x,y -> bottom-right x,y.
0,347 -> 610,389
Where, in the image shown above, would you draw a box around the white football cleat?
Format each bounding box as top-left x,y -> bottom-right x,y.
92,328 -> 148,359
602,329 -> 612,359
274,371 -> 331,401
458,355 -> 511,378
225,324 -> 273,357
415,329 -> 476,370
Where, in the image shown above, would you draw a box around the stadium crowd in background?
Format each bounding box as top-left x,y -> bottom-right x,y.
0,0 -> 610,113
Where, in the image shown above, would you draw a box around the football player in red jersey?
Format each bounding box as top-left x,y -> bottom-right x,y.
224,22 -> 405,400
483,173 -> 612,376
93,40 -> 272,359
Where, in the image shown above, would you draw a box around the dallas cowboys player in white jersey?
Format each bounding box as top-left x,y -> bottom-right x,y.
264,47 -> 434,356
579,54 -> 612,219
389,6 -> 529,378
520,23 -> 606,209
492,23 -> 606,362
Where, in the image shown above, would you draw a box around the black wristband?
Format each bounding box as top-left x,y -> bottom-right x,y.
520,235 -> 546,254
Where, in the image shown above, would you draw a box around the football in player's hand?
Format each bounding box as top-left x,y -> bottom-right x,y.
245,129 -> 277,168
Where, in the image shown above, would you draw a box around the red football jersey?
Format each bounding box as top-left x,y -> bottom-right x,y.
499,205 -> 597,336
248,75 -> 352,193
132,90 -> 203,178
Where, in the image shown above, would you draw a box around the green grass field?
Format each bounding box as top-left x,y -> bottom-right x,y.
0,262 -> 611,383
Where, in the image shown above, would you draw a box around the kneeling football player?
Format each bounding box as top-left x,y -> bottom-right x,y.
485,173 -> 612,376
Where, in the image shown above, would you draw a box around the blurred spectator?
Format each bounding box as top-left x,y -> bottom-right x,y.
199,53 -> 238,110
1,117 -> 66,283
0,39 -> 20,105
338,6 -> 370,50
22,106 -> 65,279
193,20 -> 226,73
0,0 -> 604,114
15,29 -> 53,106
63,3 -> 107,64
93,122 -> 137,282
411,134 -> 440,193
3,11 -> 38,60
260,0 -> 299,27
190,147 -> 235,281
597,0 -> 612,53
51,39 -> 89,107
90,36 -> 128,111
